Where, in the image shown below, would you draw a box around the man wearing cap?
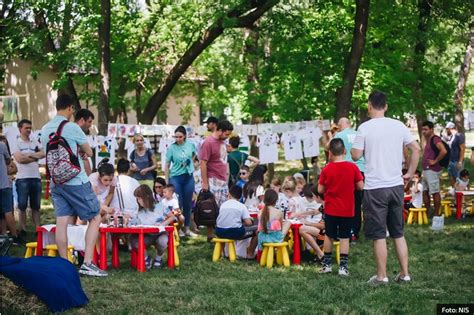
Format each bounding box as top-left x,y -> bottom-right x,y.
445,122 -> 465,187
205,116 -> 218,134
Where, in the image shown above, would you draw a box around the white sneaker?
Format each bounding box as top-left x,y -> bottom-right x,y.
394,273 -> 411,282
178,229 -> 185,238
367,275 -> 389,286
185,227 -> 198,237
79,263 -> 108,277
338,266 -> 349,276
318,264 -> 333,274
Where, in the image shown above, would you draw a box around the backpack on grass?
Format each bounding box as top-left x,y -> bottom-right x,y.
430,135 -> 451,168
194,190 -> 219,226
45,120 -> 81,184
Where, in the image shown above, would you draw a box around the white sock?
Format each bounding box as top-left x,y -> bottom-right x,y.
155,255 -> 162,261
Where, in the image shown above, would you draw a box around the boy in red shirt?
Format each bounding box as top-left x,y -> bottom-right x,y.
318,138 -> 364,276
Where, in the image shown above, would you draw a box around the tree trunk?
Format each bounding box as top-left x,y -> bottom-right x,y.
334,0 -> 370,121
98,0 -> 111,135
136,83 -> 142,123
413,0 -> 433,142
140,0 -> 278,124
454,28 -> 473,134
34,10 -> 81,109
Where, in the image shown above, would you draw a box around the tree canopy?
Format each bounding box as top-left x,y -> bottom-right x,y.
1,0 -> 473,129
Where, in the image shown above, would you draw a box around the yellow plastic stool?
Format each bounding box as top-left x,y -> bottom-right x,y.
212,238 -> 237,262
260,242 -> 290,268
45,244 -> 75,263
440,200 -> 452,217
173,223 -> 180,245
24,242 -> 38,258
333,241 -> 341,265
407,208 -> 429,225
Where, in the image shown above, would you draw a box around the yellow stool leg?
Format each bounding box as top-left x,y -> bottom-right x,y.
228,242 -> 236,262
418,212 -> 423,225
47,249 -> 57,257
276,248 -> 283,265
174,246 -> 180,267
407,211 -> 414,224
212,243 -> 222,262
266,246 -> 274,269
25,247 -> 33,258
423,212 -> 428,225
282,246 -> 290,267
260,247 -> 268,266
67,250 -> 73,262
335,243 -> 340,265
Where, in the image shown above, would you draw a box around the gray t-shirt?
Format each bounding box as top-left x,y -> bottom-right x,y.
131,149 -> 155,181
0,142 -> 12,189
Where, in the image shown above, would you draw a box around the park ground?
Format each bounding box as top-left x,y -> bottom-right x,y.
3,148 -> 474,314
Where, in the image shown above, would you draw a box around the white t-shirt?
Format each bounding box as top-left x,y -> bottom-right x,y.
298,197 -> 322,222
31,130 -> 46,165
281,131 -> 303,161
302,127 -> 322,158
352,117 -> 415,190
158,137 -> 174,171
11,136 -> 41,179
257,133 -> 279,164
288,196 -> 301,213
239,135 -> 251,154
162,197 -> 180,212
410,183 -> 423,208
216,199 -> 251,229
94,136 -> 119,168
276,192 -> 289,213
110,175 -> 140,217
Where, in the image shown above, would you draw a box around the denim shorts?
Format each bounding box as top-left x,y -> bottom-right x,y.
0,187 -> 13,217
447,161 -> 462,180
51,182 -> 100,221
16,178 -> 42,211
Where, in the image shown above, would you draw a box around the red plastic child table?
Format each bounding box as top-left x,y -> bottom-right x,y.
36,225 -> 99,264
455,191 -> 474,220
290,223 -> 303,265
36,226 -> 55,257
99,226 -> 175,272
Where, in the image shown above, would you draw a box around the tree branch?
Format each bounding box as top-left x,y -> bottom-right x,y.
140,0 -> 279,123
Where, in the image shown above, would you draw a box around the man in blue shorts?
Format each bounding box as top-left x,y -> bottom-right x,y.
41,95 -> 107,277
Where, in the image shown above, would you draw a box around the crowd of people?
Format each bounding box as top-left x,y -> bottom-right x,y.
0,91 -> 471,283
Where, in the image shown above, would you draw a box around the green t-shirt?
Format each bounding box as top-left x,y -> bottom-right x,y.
228,150 -> 248,183
334,128 -> 365,172
166,141 -> 196,177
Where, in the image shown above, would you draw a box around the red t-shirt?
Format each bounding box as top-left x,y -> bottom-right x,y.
199,136 -> 228,182
318,161 -> 363,217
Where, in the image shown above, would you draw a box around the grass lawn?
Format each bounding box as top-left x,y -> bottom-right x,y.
3,154 -> 474,314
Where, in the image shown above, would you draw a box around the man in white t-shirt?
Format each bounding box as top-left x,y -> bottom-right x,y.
216,185 -> 257,258
351,91 -> 420,285
110,159 -> 140,218
11,119 -> 45,233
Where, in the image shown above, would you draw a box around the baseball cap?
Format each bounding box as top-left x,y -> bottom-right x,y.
445,122 -> 455,129
205,116 -> 218,124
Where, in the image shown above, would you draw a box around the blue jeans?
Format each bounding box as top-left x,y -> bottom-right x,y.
169,173 -> 194,227
51,182 -> 100,221
16,178 -> 42,211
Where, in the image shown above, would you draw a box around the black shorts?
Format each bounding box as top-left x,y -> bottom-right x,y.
324,214 -> 353,239
363,185 -> 404,240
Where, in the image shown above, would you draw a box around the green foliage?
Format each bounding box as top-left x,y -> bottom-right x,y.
3,0 -> 474,124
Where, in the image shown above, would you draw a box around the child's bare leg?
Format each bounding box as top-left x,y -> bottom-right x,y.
247,235 -> 258,258
300,226 -> 324,258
